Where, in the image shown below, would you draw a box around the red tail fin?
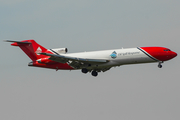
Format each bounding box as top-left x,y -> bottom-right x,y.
10,40 -> 48,61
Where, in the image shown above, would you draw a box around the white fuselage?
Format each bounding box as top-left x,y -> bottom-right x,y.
62,47 -> 156,69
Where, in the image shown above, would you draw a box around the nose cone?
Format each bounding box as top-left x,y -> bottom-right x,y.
171,51 -> 178,58
165,51 -> 177,61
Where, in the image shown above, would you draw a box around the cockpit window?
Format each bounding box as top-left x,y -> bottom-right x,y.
164,49 -> 171,51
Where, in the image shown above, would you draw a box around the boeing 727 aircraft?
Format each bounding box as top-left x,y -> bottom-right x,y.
6,40 -> 177,77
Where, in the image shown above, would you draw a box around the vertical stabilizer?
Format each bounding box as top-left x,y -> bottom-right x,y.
7,40 -> 48,61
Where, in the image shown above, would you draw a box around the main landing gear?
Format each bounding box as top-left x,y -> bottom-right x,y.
81,68 -> 88,74
81,68 -> 98,77
91,71 -> 98,77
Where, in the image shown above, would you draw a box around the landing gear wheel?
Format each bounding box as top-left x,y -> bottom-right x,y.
81,68 -> 88,74
91,71 -> 98,77
158,64 -> 162,68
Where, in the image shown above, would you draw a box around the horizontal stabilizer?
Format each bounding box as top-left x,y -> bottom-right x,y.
4,40 -> 31,44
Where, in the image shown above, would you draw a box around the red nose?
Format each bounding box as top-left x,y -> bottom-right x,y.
164,51 -> 177,61
140,47 -> 177,61
171,51 -> 177,58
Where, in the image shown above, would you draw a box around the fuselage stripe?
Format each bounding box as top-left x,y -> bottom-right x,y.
137,47 -> 159,61
49,49 -> 59,55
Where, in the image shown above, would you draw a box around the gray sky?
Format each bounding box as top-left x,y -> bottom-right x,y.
1,0 -> 180,120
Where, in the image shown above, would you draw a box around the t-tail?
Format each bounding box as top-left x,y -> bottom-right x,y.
5,40 -> 48,61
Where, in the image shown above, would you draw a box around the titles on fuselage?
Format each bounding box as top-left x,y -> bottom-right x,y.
118,52 -> 140,56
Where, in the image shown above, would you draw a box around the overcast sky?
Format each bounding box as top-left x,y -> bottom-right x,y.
1,0 -> 180,120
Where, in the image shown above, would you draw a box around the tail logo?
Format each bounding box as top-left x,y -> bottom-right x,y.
110,51 -> 117,59
35,47 -> 42,55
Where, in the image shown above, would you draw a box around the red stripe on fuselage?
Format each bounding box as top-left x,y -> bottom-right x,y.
140,47 -> 177,61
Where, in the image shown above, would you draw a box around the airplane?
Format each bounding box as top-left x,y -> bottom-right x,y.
5,39 -> 177,77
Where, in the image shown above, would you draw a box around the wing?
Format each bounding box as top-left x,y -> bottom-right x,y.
39,53 -> 109,69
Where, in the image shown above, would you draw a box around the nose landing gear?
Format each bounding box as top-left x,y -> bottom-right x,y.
158,62 -> 163,68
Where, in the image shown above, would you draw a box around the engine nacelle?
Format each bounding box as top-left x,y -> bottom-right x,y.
51,48 -> 68,54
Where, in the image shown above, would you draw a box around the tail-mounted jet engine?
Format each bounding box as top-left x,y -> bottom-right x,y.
50,48 -> 68,54
37,48 -> 68,64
